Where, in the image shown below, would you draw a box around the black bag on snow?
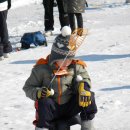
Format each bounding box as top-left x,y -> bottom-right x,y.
20,31 -> 47,49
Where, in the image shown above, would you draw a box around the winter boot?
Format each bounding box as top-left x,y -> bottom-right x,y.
0,56 -> 4,61
3,42 -> 12,54
35,127 -> 48,130
3,53 -> 10,58
81,120 -> 95,130
0,45 -> 3,57
44,31 -> 53,37
0,45 -> 4,60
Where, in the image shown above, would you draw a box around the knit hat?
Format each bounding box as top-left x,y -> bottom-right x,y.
49,26 -> 75,65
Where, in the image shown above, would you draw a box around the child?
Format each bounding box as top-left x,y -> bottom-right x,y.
23,26 -> 97,130
66,0 -> 86,32
0,0 -> 12,60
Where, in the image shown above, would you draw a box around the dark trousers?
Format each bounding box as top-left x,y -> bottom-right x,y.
43,0 -> 69,31
43,0 -> 54,31
56,0 -> 69,28
35,93 -> 97,129
68,13 -> 83,32
0,10 -> 12,56
0,10 -> 9,44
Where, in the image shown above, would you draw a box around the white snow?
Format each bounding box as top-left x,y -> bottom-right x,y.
0,0 -> 130,130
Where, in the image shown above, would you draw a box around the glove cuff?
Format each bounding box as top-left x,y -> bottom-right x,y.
37,90 -> 42,99
79,82 -> 90,91
84,82 -> 90,91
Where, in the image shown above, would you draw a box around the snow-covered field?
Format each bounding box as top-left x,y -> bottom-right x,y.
0,0 -> 130,130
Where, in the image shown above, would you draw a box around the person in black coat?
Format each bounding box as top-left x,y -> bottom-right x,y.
42,0 -> 69,36
0,0 -> 12,60
65,0 -> 86,32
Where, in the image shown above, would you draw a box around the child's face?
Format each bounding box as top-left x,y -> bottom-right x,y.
56,59 -> 72,69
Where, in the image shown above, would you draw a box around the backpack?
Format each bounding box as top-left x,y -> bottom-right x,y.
20,31 -> 47,49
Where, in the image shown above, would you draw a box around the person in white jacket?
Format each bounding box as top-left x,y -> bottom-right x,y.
0,0 -> 12,60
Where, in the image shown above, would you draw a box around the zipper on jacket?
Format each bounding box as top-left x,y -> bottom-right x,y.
57,76 -> 62,104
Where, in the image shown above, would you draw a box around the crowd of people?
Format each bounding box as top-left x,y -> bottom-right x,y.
43,0 -> 87,36
0,0 -> 88,60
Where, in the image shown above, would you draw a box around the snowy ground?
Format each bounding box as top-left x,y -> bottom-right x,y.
0,0 -> 130,130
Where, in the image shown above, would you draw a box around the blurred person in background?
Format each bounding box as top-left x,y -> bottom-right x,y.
0,0 -> 12,61
42,0 -> 69,37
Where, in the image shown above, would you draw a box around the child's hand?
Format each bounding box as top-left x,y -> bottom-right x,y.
78,82 -> 91,107
37,87 -> 54,99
